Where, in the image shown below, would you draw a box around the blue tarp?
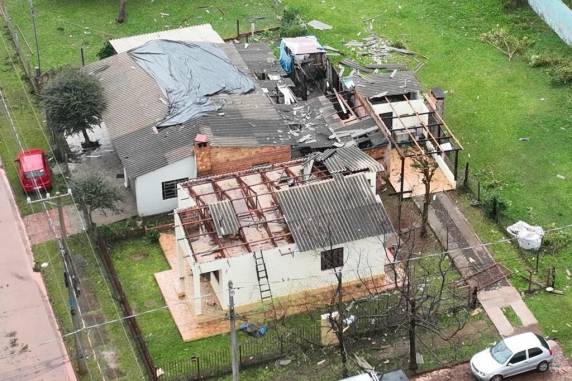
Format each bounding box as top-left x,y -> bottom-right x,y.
128,40 -> 255,127
279,40 -> 293,74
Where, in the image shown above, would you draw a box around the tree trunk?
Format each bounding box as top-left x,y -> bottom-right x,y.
420,181 -> 431,237
117,0 -> 127,23
81,128 -> 93,146
334,270 -> 348,378
409,298 -> 418,372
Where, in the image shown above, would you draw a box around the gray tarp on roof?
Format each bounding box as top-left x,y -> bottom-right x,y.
276,173 -> 394,251
128,40 -> 255,127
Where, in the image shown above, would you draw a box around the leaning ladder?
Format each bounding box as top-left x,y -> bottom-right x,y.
253,251 -> 273,303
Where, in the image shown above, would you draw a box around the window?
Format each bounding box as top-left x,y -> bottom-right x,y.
528,347 -> 543,358
535,333 -> 550,350
321,248 -> 344,271
161,178 -> 188,200
509,351 -> 527,364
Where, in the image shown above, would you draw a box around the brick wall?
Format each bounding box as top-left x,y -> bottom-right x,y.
196,145 -> 292,176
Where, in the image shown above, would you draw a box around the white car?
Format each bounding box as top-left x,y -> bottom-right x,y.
470,332 -> 553,381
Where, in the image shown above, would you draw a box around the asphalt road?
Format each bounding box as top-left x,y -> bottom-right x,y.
0,167 -> 76,381
413,340 -> 572,381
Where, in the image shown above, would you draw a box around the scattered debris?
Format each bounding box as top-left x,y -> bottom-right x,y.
507,221 -> 544,251
308,20 -> 333,31
317,359 -> 326,366
278,358 -> 292,366
518,137 -> 529,141
557,174 -> 566,180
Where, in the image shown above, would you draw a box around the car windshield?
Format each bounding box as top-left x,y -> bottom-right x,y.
24,169 -> 45,179
490,341 -> 513,364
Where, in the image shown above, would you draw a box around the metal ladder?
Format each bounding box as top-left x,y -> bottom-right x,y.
253,251 -> 273,303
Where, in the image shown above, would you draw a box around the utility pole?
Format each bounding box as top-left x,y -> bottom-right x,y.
28,0 -> 41,75
57,196 -> 88,375
228,281 -> 239,381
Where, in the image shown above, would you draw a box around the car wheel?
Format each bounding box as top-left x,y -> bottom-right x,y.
537,360 -> 550,372
490,376 -> 503,381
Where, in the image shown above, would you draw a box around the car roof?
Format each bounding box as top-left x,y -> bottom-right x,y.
503,332 -> 542,352
17,149 -> 45,170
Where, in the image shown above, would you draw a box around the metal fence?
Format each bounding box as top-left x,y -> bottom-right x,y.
158,325 -> 321,381
459,162 -> 512,226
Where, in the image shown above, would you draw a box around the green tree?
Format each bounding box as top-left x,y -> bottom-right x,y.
71,173 -> 121,238
42,68 -> 106,148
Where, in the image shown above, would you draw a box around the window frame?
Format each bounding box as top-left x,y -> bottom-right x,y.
161,177 -> 188,200
320,247 -> 344,271
508,350 -> 527,364
528,347 -> 543,359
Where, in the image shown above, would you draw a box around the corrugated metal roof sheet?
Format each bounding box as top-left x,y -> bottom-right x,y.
314,146 -> 384,173
354,71 -> 421,98
209,200 -> 240,237
109,24 -> 224,53
276,173 -> 394,251
84,43 -> 290,179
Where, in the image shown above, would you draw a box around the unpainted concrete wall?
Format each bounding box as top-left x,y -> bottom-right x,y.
529,0 -> 572,46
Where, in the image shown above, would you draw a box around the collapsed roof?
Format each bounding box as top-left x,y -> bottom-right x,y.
177,147 -> 393,263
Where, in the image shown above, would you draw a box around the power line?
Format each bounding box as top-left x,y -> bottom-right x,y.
0,30 -> 147,380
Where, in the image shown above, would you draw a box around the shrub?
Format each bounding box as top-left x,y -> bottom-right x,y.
146,229 -> 160,244
542,230 -> 572,254
280,8 -> 307,38
480,26 -> 532,61
501,0 -> 527,10
97,41 -> 116,60
482,193 -> 510,221
528,54 -> 562,68
548,63 -> 572,85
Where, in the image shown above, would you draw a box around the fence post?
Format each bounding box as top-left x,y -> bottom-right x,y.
477,181 -> 481,202
463,162 -> 469,189
239,344 -> 243,367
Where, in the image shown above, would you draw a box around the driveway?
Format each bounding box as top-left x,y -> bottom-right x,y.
0,166 -> 76,381
413,340 -> 572,381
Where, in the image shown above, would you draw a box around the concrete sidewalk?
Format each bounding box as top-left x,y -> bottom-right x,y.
414,192 -> 538,337
0,167 -> 76,381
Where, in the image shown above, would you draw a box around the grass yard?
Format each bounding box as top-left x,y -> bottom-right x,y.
457,192 -> 572,354
33,235 -> 145,380
0,28 -> 69,214
4,0 -> 282,70
109,237 -> 320,367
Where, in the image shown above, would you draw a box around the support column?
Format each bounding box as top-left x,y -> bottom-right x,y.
176,241 -> 186,299
193,269 -> 202,315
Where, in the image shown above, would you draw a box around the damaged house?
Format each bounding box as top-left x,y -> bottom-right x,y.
84,25 -> 461,219
172,146 -> 396,320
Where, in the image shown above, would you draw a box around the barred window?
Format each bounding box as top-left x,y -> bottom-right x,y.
161,178 -> 188,200
321,248 -> 344,271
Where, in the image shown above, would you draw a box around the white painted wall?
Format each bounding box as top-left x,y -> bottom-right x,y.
372,99 -> 429,133
134,156 -> 197,216
191,236 -> 388,310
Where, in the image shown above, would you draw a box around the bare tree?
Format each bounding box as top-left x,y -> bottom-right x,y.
386,234 -> 468,372
117,0 -> 127,23
411,153 -> 438,237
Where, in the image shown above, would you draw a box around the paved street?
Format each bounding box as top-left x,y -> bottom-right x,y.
413,340 -> 572,381
0,167 -> 76,381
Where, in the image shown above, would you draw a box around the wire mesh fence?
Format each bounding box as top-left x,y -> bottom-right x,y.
158,325 -> 320,381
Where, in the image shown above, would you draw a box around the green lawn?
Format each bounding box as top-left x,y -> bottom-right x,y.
4,0 -> 572,372
0,28 -> 69,214
458,192 -> 572,354
109,237 -> 320,368
4,0 -> 282,70
33,235 -> 145,380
